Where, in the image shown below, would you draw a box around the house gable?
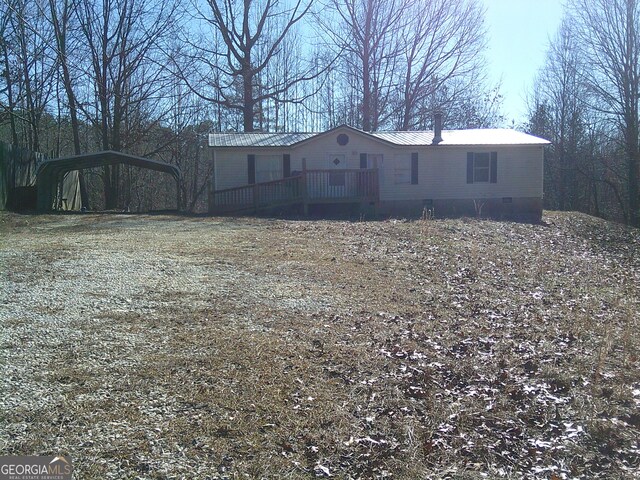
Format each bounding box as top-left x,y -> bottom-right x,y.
291,124 -> 398,149
290,125 -> 401,173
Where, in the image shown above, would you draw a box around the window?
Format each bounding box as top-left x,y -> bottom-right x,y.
337,134 -> 349,146
394,155 -> 411,184
473,153 -> 490,182
394,153 -> 418,185
256,154 -> 283,183
467,152 -> 497,184
360,153 -> 383,169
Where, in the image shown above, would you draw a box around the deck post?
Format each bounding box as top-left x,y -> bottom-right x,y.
253,183 -> 259,213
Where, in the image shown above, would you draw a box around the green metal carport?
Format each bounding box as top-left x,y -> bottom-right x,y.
36,151 -> 181,212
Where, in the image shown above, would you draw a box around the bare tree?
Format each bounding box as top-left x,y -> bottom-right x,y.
441,81 -> 504,129
318,0 -> 409,131
534,18 -> 588,211
47,0 -> 91,207
184,0 -> 324,133
158,78 -> 215,212
319,0 -> 488,132
48,0 -> 81,154
528,11 -> 634,222
569,0 -> 640,226
74,0 -> 178,208
0,0 -> 19,145
396,0 -> 487,131
2,0 -> 58,152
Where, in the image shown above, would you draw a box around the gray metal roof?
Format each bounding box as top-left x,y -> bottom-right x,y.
36,151 -> 181,178
208,132 -> 315,147
371,129 -> 551,146
208,127 -> 550,148
36,151 -> 181,211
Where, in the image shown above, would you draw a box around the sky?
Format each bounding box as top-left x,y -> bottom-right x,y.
482,0 -> 565,126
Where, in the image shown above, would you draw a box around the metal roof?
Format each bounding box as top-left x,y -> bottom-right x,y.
36,151 -> 181,178
208,132 -> 316,147
36,151 -> 180,211
371,129 -> 551,146
209,127 -> 550,148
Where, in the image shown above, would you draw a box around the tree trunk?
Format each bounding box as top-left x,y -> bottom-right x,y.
50,0 -> 90,209
1,43 -> 18,145
361,2 -> 372,132
243,64 -> 255,132
628,145 -> 640,227
17,16 -> 39,151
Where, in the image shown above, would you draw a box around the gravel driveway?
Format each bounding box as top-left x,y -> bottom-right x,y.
1,212 -> 638,479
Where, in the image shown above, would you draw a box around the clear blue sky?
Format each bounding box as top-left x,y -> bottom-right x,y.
482,0 -> 565,126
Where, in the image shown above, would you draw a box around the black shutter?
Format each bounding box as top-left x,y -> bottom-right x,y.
360,153 -> 368,169
411,152 -> 419,185
283,154 -> 291,178
467,153 -> 474,184
248,154 -> 255,184
490,152 -> 497,183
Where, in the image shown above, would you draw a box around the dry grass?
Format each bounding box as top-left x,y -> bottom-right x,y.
0,211 -> 638,479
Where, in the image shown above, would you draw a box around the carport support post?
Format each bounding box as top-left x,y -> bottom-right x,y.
79,170 -> 89,210
176,177 -> 181,211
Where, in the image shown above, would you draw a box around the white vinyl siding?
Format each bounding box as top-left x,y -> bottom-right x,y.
214,151 -> 249,190
423,146 -> 543,199
296,130 -> 380,171
211,128 -> 544,203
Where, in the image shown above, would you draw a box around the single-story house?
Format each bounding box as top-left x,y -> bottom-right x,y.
208,117 -> 550,221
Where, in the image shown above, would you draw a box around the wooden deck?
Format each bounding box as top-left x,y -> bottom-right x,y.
210,169 -> 379,215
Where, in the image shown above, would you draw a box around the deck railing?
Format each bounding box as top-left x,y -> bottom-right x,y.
305,169 -> 378,201
212,175 -> 303,213
211,168 -> 378,214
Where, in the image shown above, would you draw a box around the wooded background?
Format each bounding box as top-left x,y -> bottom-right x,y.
0,0 -> 639,225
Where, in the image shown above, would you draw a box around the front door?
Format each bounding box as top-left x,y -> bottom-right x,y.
360,154 -> 382,197
326,153 -> 346,197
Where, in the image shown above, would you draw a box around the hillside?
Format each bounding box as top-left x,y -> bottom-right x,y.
1,211 -> 638,478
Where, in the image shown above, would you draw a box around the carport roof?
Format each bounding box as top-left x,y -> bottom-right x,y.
36,150 -> 180,211
36,150 -> 180,180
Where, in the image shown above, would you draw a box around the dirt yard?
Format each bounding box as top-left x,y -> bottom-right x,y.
1,211 -> 638,479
